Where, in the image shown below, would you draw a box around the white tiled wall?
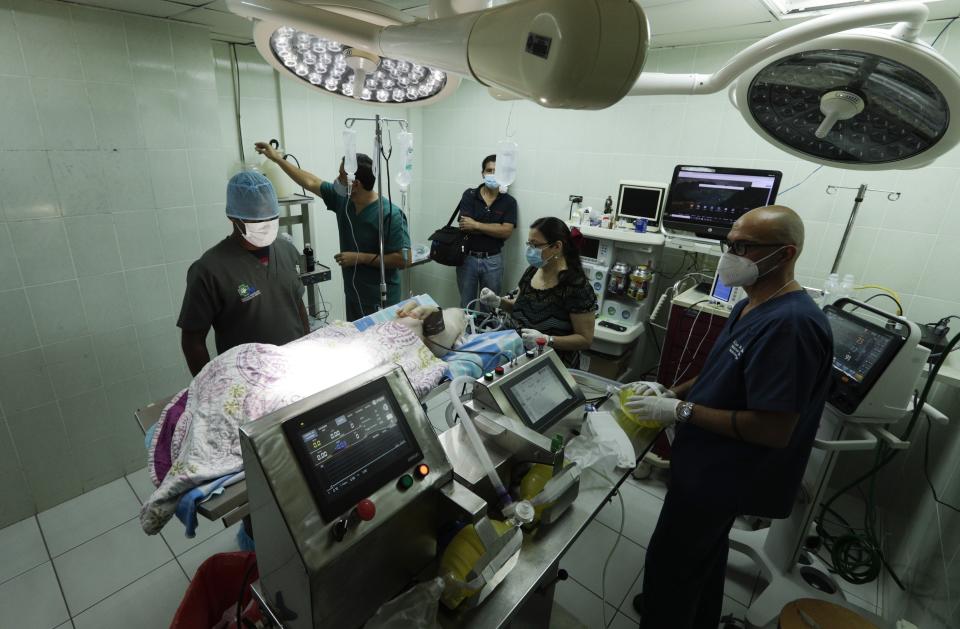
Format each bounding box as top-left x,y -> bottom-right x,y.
0,0 -> 417,526
0,0 -> 226,524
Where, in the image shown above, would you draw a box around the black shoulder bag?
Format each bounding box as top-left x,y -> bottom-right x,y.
428,208 -> 468,267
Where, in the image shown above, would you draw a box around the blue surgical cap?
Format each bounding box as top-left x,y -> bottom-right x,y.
225,171 -> 280,221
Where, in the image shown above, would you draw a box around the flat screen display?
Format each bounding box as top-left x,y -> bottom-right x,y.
579,236 -> 600,261
824,306 -> 905,414
502,359 -> 582,431
827,310 -> 898,385
710,274 -> 734,303
616,184 -> 663,224
662,165 -> 782,239
283,379 -> 422,520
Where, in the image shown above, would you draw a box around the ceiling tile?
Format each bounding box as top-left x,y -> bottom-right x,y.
173,7 -> 253,39
66,0 -> 188,18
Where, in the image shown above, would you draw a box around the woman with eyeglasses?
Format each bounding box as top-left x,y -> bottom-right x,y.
479,216 -> 597,367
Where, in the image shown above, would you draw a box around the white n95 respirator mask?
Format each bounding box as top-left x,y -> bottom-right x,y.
716,247 -> 785,287
241,218 -> 279,248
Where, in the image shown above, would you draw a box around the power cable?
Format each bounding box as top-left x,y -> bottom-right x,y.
777,165 -> 822,197
932,15 -> 960,48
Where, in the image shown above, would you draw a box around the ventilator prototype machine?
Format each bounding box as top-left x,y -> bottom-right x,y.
730,298 -> 944,628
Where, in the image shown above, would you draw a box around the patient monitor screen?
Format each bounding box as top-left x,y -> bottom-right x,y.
825,307 -> 904,414
503,360 -> 579,431
284,379 -> 422,520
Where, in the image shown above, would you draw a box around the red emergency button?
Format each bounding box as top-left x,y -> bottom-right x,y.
355,499 -> 376,521
494,366 -> 505,376
536,337 -> 547,347
414,463 -> 430,479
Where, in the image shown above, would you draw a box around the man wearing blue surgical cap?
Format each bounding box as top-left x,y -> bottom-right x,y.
177,171 -> 309,376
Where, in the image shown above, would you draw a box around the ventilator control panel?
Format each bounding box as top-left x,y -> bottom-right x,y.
284,378 -> 424,521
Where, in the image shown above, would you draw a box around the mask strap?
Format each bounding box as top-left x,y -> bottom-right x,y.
755,246 -> 788,279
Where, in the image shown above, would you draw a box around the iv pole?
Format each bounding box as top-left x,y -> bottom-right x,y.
825,183 -> 901,274
344,115 -> 409,311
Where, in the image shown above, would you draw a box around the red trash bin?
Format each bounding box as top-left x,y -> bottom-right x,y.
170,551 -> 263,629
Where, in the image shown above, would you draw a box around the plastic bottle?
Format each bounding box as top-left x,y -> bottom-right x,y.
840,274 -> 855,302
580,207 -> 591,226
342,128 -> 358,177
821,273 -> 840,306
395,130 -> 414,191
495,139 -> 518,192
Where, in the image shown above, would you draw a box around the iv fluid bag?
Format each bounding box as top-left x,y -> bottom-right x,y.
495,139 -> 518,190
343,128 -> 358,176
396,131 -> 414,190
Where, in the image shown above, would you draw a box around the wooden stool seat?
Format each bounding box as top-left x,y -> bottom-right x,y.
779,598 -> 878,629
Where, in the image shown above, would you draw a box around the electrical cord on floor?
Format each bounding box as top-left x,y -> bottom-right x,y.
601,490 -> 626,629
815,328 -> 960,588
923,415 -> 960,514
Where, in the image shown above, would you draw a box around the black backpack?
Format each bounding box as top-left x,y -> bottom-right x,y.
428,208 -> 468,267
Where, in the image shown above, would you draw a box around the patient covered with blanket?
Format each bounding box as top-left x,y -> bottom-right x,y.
141,302 -> 523,536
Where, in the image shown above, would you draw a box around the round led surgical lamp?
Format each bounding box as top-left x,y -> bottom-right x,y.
630,2 -> 960,169
227,0 -> 650,109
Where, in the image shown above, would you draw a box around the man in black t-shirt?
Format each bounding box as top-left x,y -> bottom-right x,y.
623,206 -> 833,629
177,171 -> 308,376
454,154 -> 518,309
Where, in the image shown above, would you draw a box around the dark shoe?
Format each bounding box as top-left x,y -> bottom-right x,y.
632,593 -> 643,615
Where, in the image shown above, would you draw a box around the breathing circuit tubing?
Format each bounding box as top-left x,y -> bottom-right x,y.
449,376 -> 512,508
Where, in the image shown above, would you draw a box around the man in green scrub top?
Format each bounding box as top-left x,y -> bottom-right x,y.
178,171 -> 309,376
255,141 -> 410,321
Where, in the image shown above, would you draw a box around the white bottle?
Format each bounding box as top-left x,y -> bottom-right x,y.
839,274 -> 855,303
821,273 -> 840,306
395,130 -> 414,191
495,139 -> 518,192
580,207 -> 591,226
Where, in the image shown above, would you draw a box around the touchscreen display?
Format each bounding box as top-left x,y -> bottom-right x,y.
284,381 -> 422,519
504,361 -> 579,430
827,310 -> 897,385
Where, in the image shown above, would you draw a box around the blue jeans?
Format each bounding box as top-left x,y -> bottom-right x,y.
456,253 -> 503,309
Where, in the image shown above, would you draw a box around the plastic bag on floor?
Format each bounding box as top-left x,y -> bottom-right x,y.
364,577 -> 445,629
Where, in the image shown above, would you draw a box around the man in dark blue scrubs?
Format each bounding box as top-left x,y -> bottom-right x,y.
624,206 -> 833,629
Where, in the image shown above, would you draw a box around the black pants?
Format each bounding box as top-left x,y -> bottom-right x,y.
346,300 -> 378,322
639,486 -> 737,629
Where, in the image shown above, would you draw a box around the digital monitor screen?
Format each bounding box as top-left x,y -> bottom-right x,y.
827,309 -> 899,386
710,274 -> 734,303
283,379 -> 423,520
616,184 -> 663,223
662,165 -> 782,239
502,360 -> 582,431
579,237 -> 600,261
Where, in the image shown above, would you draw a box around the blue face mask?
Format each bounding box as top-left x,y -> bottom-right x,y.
483,174 -> 498,189
526,245 -> 546,268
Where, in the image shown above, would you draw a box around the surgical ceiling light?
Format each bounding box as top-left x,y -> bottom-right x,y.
227,0 -> 650,109
631,2 -> 960,170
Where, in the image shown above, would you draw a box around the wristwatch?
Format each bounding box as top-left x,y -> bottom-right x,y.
676,402 -> 695,424
547,336 -> 555,348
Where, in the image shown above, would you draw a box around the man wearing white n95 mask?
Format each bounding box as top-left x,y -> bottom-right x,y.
178,171 -> 309,376
625,206 -> 833,629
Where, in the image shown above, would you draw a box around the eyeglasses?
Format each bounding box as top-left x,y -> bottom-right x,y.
526,240 -> 551,249
720,240 -> 789,256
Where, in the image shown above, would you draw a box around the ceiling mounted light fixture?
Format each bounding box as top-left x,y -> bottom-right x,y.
227,0 -> 650,109
630,2 -> 960,169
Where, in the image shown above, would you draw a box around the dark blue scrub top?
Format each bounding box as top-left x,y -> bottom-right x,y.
671,290 -> 833,518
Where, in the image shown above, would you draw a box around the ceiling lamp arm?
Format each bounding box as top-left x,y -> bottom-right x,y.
226,0 -> 382,52
629,1 -> 929,96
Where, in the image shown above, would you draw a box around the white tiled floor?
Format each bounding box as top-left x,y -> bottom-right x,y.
0,469 -> 241,629
0,465 -> 883,629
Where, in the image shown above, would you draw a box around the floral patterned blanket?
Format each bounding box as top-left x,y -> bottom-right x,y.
140,321 -> 447,535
